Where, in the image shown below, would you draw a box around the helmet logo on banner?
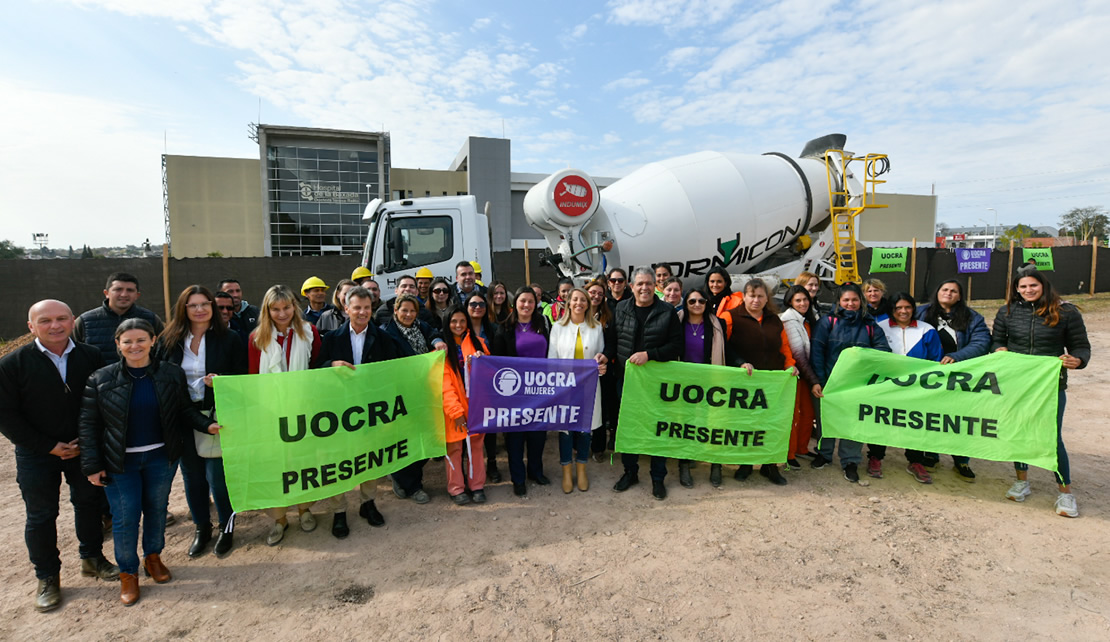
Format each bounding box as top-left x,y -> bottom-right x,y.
493,368 -> 522,396
554,175 -> 593,217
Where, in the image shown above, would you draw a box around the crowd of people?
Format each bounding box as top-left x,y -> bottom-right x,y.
0,259 -> 1090,610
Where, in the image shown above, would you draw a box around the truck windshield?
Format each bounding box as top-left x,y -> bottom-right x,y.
383,215 -> 454,271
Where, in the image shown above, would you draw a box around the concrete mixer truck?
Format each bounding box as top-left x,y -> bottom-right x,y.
362,134 -> 888,295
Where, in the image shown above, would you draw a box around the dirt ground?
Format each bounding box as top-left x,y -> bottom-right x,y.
1,299 -> 1108,640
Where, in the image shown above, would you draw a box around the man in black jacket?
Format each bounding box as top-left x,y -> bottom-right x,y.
315,286 -> 404,537
218,278 -> 260,337
0,300 -> 119,612
74,272 -> 164,364
611,267 -> 683,500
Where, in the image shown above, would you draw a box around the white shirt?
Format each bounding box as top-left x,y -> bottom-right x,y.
349,323 -> 368,366
182,331 -> 207,402
35,338 -> 75,382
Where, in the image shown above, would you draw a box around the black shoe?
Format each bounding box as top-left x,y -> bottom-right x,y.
651,480 -> 667,500
471,489 -> 487,504
734,464 -> 753,481
844,463 -> 860,483
710,464 -> 722,487
528,474 -> 551,486
213,529 -> 234,558
786,459 -> 801,470
810,454 -> 830,469
331,512 -> 349,539
487,466 -> 503,484
613,472 -> 639,492
760,464 -> 788,486
358,500 -> 385,527
954,463 -> 977,482
80,556 -> 120,581
678,462 -> 693,488
187,524 -> 213,558
391,476 -> 407,499
513,483 -> 528,497
35,575 -> 61,612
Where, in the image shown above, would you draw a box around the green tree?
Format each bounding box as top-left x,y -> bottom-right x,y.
206,250 -> 224,258
1059,206 -> 1109,242
0,240 -> 26,259
998,224 -> 1039,247
81,244 -> 93,259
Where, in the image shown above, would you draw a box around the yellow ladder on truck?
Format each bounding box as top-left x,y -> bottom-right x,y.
824,150 -> 889,284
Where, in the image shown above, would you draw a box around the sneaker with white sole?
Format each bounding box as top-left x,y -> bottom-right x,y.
1055,493 -> 1078,518
1006,480 -> 1031,502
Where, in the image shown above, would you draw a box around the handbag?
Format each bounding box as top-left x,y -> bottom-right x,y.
194,407 -> 222,458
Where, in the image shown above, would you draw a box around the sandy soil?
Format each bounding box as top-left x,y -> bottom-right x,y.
1,302 -> 1108,641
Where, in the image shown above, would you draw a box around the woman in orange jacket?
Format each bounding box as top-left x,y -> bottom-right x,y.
442,306 -> 488,505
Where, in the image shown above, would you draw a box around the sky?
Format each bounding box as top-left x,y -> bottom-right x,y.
2,0 -> 1109,250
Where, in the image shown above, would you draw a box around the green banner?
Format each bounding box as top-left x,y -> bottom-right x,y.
821,348 -> 1060,471
213,352 -> 446,511
615,361 -> 796,464
869,247 -> 909,273
1023,247 -> 1054,270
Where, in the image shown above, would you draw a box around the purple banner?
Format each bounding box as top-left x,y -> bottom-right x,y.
955,248 -> 992,274
467,356 -> 598,433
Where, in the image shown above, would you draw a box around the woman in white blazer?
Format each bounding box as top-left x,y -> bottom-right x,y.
548,288 -> 607,493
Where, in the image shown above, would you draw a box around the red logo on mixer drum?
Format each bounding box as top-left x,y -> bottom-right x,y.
554,175 -> 593,217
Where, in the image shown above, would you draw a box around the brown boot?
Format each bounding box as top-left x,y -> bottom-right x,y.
120,572 -> 140,606
562,464 -> 574,493
142,554 -> 171,584
576,462 -> 589,492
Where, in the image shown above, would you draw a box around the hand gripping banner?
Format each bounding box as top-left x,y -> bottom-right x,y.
213,351 -> 446,511
615,361 -> 796,464
820,348 -> 1061,472
467,355 -> 598,433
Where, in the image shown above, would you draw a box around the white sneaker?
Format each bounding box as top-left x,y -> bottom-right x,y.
1006,480 -> 1031,502
266,522 -> 287,546
1055,493 -> 1078,518
299,510 -> 317,532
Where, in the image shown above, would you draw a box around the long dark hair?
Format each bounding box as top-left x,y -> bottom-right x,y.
488,280 -> 511,323
442,305 -> 486,376
159,285 -> 225,350
1007,269 -> 1063,327
507,287 -> 545,332
425,277 -> 456,315
923,279 -> 972,331
585,279 -> 612,327
463,291 -> 495,338
781,285 -> 819,325
704,266 -> 732,312
833,282 -> 865,314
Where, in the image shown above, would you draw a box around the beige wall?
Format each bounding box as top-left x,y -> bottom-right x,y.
390,168 -> 468,199
166,155 -> 264,258
857,193 -> 937,247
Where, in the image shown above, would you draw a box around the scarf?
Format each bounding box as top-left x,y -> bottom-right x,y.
258,323 -> 312,373
398,323 -> 428,354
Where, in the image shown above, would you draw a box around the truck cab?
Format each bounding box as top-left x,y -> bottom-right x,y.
361,195 -> 492,298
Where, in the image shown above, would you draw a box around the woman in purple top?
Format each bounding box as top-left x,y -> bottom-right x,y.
491,287 -> 552,497
675,287 -> 727,487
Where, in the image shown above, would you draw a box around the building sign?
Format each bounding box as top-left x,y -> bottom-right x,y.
553,175 -> 594,217
955,248 -> 991,273
298,181 -> 361,204
952,233 -> 966,241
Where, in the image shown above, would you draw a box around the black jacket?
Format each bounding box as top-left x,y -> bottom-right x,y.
316,321 -> 404,367
612,298 -> 683,375
78,359 -> 212,475
374,299 -> 438,328
152,329 -> 247,410
0,342 -> 105,453
490,317 -> 551,357
380,318 -> 444,357
74,301 -> 164,364
991,300 -> 1090,389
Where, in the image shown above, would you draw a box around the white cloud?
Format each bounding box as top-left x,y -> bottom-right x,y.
607,0 -> 742,29
471,17 -> 492,31
603,73 -> 650,91
550,104 -> 577,119
530,62 -> 568,88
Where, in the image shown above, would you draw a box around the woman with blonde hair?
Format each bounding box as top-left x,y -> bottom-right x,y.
248,285 -> 322,545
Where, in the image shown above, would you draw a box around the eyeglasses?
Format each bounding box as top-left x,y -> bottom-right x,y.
432,289 -> 449,294
468,301 -> 487,308
186,303 -> 211,310
608,278 -> 626,283
687,299 -> 707,305
216,305 -> 235,311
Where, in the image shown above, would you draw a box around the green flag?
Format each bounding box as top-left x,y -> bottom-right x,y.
615,361 -> 796,464
1022,247 -> 1054,270
213,352 -> 446,512
869,247 -> 909,273
821,348 -> 1060,472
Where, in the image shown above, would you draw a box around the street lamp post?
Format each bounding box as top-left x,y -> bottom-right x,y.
986,207 -> 999,248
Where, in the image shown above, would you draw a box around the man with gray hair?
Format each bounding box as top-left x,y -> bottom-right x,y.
0,300 -> 119,612
611,267 -> 684,500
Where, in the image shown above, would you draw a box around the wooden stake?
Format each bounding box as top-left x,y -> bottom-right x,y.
909,238 -> 917,298
524,240 -> 531,286
967,276 -> 973,304
1006,240 -> 1016,296
162,243 -> 171,320
1091,237 -> 1099,297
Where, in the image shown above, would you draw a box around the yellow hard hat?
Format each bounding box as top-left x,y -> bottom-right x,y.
301,276 -> 329,296
351,266 -> 373,281
469,261 -> 483,273
415,267 -> 434,279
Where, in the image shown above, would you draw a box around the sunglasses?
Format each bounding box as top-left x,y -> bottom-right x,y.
608,278 -> 626,283
687,299 -> 707,305
216,305 -> 235,311
432,288 -> 449,294
468,301 -> 487,308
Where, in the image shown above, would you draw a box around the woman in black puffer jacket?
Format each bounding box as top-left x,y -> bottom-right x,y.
991,269 -> 1090,518
79,318 -> 216,606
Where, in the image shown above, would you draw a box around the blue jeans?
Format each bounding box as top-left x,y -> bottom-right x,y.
505,431 -> 547,485
559,431 -> 591,465
205,457 -> 234,528
103,448 -> 175,575
1015,389 -> 1070,486
814,396 -> 862,467
15,447 -> 105,579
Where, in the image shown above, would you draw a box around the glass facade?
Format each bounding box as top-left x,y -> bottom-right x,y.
266,142 -> 389,256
